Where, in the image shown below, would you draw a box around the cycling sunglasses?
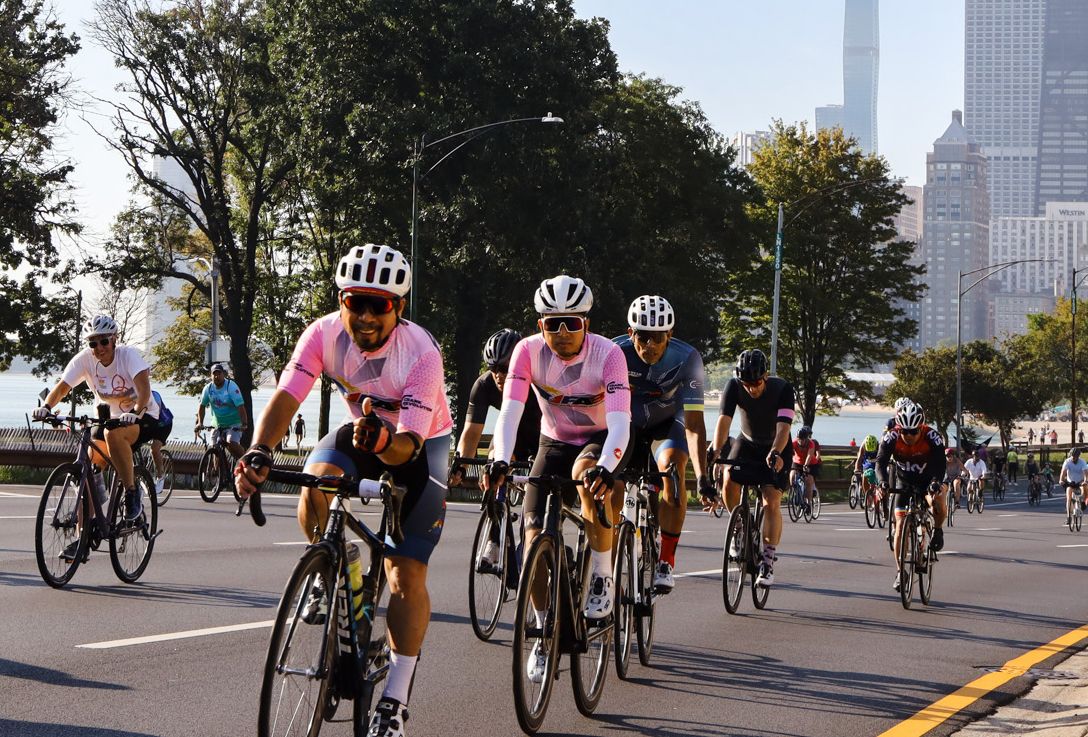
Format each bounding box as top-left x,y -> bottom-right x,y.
740,377 -> 765,389
900,427 -> 921,436
488,363 -> 509,373
341,292 -> 399,315
632,330 -> 669,344
541,315 -> 586,333
87,336 -> 113,348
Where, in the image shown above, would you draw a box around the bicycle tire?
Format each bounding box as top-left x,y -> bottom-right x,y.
155,450 -> 175,505
258,545 -> 337,737
977,490 -> 985,514
722,509 -> 746,614
864,491 -> 877,529
886,510 -> 895,551
1076,508 -> 1083,532
512,535 -> 560,734
198,448 -> 221,502
636,525 -> 658,667
468,509 -> 506,641
899,515 -> 916,609
811,488 -> 821,520
918,520 -> 935,606
751,506 -> 769,610
613,523 -> 636,680
570,553 -> 611,717
947,496 -> 955,527
109,466 -> 159,583
787,483 -> 800,523
226,446 -> 242,503
848,478 -> 860,509
35,463 -> 89,588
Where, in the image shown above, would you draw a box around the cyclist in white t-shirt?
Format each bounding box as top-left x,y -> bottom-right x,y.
1059,447 -> 1088,526
964,448 -> 988,497
33,315 -> 159,531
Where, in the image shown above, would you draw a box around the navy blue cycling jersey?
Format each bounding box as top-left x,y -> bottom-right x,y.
613,335 -> 705,430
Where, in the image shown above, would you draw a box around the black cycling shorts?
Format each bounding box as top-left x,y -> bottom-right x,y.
790,462 -> 822,478
628,416 -> 687,476
93,414 -> 162,447
726,437 -> 788,491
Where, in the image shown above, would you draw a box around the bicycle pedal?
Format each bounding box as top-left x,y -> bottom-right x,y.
510,512 -> 519,523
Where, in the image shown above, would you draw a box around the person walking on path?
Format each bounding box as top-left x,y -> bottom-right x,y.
293,413 -> 306,449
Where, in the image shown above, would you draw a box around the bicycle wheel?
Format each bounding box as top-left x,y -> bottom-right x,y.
155,450 -> 175,505
977,490 -> 985,514
198,447 -> 222,502
1076,506 -> 1083,532
811,488 -> 821,520
228,448 -> 242,503
751,506 -> 769,610
886,509 -> 896,551
512,535 -> 560,734
258,545 -> 337,737
636,525 -> 658,667
864,491 -> 877,529
787,483 -> 800,522
848,478 -> 860,509
109,467 -> 159,583
468,509 -> 506,641
947,495 -> 955,527
918,521 -> 935,606
571,550 -> 611,717
35,463 -> 89,588
898,516 -> 916,609
722,508 -> 746,614
613,523 -> 636,680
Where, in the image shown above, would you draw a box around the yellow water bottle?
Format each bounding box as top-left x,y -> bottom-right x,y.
346,543 -> 364,622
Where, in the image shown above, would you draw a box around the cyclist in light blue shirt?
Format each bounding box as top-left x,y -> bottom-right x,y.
1060,447 -> 1088,526
197,363 -> 248,459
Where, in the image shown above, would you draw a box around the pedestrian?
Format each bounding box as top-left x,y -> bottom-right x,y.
294,413 -> 306,449
1051,429 -> 1058,445
1080,430 -> 1085,445
1028,428 -> 1035,445
849,437 -> 857,449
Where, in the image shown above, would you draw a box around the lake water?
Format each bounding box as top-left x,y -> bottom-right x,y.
0,372 -> 894,447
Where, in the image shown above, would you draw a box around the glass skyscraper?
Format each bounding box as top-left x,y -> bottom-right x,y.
815,0 -> 879,155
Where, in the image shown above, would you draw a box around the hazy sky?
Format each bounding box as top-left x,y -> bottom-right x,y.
52,0 -> 964,249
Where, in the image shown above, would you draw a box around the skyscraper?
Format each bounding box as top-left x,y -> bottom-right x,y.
1035,0 -> 1088,212
964,0 -> 1046,218
815,0 -> 879,155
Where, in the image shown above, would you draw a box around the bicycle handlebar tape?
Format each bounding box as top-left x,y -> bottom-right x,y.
380,472 -> 407,545
594,499 -> 611,530
237,445 -> 272,527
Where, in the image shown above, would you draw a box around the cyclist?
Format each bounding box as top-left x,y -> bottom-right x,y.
32,315 -> 160,536
451,328 -> 542,569
991,446 -> 1007,493
964,447 -> 988,501
483,274 -> 632,681
875,398 -> 947,592
943,448 -> 965,510
1060,447 -> 1088,527
614,295 -> 711,592
789,426 -> 820,514
1007,447 -> 1019,484
854,434 -> 880,503
196,363 -> 248,460
234,244 -> 452,737
707,348 -> 794,588
148,389 -> 174,495
1025,452 -> 1041,501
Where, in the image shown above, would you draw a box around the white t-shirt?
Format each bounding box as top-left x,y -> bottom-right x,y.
1061,457 -> 1088,485
964,458 -> 987,481
61,345 -> 160,420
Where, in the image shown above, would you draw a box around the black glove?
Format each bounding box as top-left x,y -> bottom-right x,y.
241,444 -> 274,471
582,465 -> 614,492
697,474 -> 716,500
484,460 -> 509,487
929,480 -> 943,493
354,411 -> 394,454
705,446 -> 718,470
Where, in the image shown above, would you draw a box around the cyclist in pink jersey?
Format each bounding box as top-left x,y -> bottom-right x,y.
234,244 -> 450,737
484,275 -> 631,683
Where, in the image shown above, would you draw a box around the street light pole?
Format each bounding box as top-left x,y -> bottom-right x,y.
1071,268 -> 1088,445
70,288 -> 81,418
770,203 -> 784,374
408,113 -> 564,322
186,255 -> 220,365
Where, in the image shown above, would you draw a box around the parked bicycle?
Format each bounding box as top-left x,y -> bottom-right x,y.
895,482 -> 939,610
451,456 -> 530,642
613,463 -> 672,679
248,466 -> 405,737
33,412 -> 160,588
508,473 -> 615,734
716,459 -> 770,615
195,426 -> 241,503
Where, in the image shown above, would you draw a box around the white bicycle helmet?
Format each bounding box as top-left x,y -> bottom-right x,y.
895,400 -> 924,430
893,396 -> 911,410
628,295 -> 674,331
335,244 -> 411,297
83,315 -> 118,338
534,274 -> 593,315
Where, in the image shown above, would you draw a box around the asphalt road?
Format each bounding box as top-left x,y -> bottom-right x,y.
1,482 -> 1086,737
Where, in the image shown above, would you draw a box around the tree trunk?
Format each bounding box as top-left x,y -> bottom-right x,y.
319,375 -> 331,438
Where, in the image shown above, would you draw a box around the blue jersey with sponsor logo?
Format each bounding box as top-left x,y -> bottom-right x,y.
613,335 -> 705,430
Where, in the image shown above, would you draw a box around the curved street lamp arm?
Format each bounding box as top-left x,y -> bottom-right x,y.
960,258 -> 1057,295
783,175 -> 897,229
422,116 -> 558,151
422,128 -> 494,179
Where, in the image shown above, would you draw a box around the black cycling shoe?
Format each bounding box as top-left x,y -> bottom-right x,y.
59,541 -> 80,562
301,578 -> 328,625
930,527 -> 944,552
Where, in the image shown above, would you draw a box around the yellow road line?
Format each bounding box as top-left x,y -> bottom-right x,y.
878,623 -> 1088,737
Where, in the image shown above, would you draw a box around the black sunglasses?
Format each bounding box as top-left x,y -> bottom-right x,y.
87,337 -> 113,348
901,427 -> 921,436
342,293 -> 398,315
541,315 -> 586,333
488,363 -> 509,373
633,330 -> 668,344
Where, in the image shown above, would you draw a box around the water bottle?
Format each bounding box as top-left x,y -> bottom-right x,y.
346,543 -> 365,622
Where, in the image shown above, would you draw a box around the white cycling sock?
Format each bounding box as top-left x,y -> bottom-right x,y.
534,608 -> 547,628
590,549 -> 611,580
382,652 -> 417,705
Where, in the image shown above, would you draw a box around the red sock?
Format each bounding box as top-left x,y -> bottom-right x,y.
660,531 -> 680,566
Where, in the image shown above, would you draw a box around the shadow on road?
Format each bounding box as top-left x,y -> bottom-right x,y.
0,658 -> 127,691
54,581 -> 279,609
0,719 -> 155,736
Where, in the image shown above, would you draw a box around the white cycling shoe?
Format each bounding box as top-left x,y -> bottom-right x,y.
367,697 -> 408,737
653,562 -> 675,592
583,574 -> 615,620
527,640 -> 548,684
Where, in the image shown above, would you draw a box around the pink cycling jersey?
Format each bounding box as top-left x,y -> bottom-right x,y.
278,313 -> 452,440
503,333 -> 630,445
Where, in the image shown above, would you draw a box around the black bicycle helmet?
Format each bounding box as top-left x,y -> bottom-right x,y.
483,328 -> 521,367
797,425 -> 812,439
734,349 -> 768,382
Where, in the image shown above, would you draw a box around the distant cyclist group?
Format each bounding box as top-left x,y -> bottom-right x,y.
29,241 -> 1085,737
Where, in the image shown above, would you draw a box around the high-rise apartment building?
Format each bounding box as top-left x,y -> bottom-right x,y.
730,130 -> 772,168
964,0 -> 1046,218
916,112 -> 990,349
815,0 -> 878,155
1035,0 -> 1088,212
893,185 -> 924,245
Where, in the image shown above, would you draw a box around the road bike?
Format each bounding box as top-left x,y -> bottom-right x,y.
966,478 -> 985,514
135,443 -> 174,506
1028,475 -> 1042,506
249,466 -> 405,737
864,482 -> 886,529
945,478 -> 958,528
787,467 -> 819,522
993,470 -> 1006,502
451,456 -> 530,642
33,412 -> 160,588
196,426 -> 241,503
848,472 -> 862,509
613,463 -> 671,679
717,459 -> 770,615
895,483 -> 938,609
1065,481 -> 1084,533
508,473 -> 615,734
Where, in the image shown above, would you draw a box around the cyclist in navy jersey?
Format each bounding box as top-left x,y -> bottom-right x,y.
614,295 -> 711,592
708,349 -> 794,588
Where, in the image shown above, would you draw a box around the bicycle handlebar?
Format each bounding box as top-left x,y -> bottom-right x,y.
451,456 -> 531,470
39,414 -> 126,430
508,475 -> 610,529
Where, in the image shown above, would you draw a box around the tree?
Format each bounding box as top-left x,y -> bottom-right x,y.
723,122 -> 925,427
888,346 -> 957,442
0,0 -> 80,374
962,340 -> 1053,449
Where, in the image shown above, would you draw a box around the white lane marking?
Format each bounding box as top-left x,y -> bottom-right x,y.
939,550 -> 962,555
0,492 -> 36,498
673,568 -> 722,579
274,541 -> 310,546
997,514 -> 1018,517
1057,544 -> 1088,548
975,528 -> 1003,531
0,515 -> 35,519
78,620 -> 275,649
819,511 -> 864,516
833,528 -> 870,532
